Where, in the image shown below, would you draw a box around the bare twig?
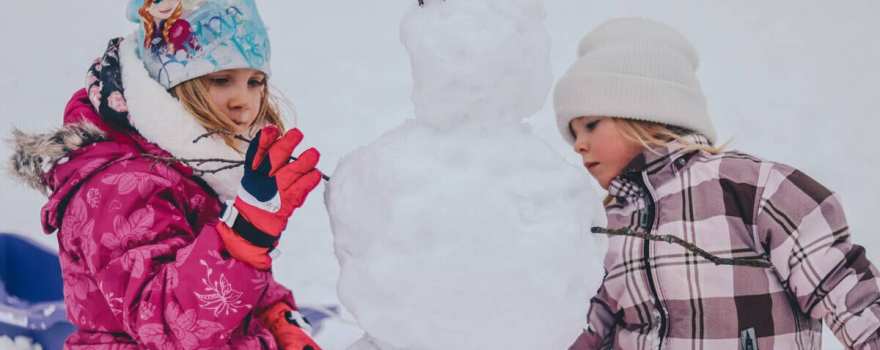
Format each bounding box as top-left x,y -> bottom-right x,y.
142,154 -> 246,176
192,129 -> 330,181
196,163 -> 242,176
591,226 -> 773,268
189,130 -> 334,180
144,155 -> 241,165
142,154 -> 331,181
194,130 -> 252,144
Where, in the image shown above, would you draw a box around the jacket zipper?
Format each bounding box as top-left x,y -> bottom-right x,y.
634,171 -> 667,349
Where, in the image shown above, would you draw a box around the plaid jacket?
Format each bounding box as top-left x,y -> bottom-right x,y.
569,135 -> 880,350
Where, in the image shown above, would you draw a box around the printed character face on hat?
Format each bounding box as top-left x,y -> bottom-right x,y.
143,0 -> 182,21
138,0 -> 199,55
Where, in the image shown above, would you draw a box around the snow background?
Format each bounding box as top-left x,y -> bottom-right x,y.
1,1 -> 878,349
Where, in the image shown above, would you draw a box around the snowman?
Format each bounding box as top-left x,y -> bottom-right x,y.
325,1 -> 604,349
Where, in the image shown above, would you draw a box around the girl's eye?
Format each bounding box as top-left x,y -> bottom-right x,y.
209,77 -> 230,86
585,120 -> 600,131
248,79 -> 266,87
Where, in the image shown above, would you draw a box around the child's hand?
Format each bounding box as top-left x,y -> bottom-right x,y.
259,303 -> 322,350
218,125 -> 322,270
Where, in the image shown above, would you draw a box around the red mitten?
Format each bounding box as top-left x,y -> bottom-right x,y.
259,303 -> 322,350
218,125 -> 322,270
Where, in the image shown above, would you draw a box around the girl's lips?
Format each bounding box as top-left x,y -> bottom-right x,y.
585,162 -> 599,170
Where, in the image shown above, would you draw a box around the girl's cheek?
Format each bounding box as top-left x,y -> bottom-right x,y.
210,92 -> 227,108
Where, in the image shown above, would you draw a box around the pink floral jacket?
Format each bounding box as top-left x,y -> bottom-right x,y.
32,90 -> 295,349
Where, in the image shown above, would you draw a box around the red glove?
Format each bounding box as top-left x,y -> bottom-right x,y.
218,126 -> 322,270
259,303 -> 322,350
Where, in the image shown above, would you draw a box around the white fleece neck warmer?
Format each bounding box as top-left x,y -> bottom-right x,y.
119,33 -> 243,202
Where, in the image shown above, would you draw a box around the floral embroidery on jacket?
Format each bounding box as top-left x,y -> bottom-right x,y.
195,259 -> 251,317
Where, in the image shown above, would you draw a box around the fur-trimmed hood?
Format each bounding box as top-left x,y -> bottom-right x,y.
8,34 -> 246,203
8,122 -> 106,195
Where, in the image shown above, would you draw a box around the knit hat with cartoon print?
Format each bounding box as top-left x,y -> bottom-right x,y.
126,0 -> 271,89
553,17 -> 717,145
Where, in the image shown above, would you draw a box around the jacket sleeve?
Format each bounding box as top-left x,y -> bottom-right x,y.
255,273 -> 297,315
69,163 -> 277,349
755,164 -> 880,349
570,270 -> 617,350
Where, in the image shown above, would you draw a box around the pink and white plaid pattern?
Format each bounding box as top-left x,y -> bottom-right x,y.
570,135 -> 880,350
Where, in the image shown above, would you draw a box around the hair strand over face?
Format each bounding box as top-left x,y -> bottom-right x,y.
172,76 -> 286,152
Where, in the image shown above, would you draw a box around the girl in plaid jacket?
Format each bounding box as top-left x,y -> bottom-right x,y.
554,18 -> 880,350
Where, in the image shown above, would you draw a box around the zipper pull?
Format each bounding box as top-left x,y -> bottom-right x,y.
740,328 -> 758,350
640,211 -> 651,230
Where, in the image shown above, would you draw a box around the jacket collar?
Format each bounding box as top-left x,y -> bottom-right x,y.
11,35 -> 251,233
119,33 -> 246,202
622,133 -> 711,175
607,134 -> 711,204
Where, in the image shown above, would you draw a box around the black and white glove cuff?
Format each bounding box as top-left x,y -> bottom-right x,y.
221,201 -> 279,250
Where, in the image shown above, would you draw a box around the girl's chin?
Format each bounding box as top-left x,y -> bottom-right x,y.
597,175 -> 615,190
587,170 -> 607,188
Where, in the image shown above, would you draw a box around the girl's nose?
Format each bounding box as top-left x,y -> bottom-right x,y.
573,136 -> 589,154
227,87 -> 251,110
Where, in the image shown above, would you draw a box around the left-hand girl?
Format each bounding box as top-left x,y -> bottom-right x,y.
10,1 -> 322,349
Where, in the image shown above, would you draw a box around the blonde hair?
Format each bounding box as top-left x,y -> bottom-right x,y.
612,118 -> 726,155
172,77 -> 286,152
602,118 -> 727,205
139,0 -> 185,53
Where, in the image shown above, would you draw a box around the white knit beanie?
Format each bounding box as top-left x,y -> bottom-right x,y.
554,17 -> 717,145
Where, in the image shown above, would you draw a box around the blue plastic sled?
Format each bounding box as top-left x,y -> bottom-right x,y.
0,233 -> 75,350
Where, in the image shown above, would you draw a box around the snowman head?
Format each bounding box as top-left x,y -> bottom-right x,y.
401,0 -> 551,129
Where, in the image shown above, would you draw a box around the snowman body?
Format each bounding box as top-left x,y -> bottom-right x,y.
326,1 -> 604,349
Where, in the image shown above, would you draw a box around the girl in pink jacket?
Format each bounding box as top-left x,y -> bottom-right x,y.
555,18 -> 880,349
10,1 -> 322,349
